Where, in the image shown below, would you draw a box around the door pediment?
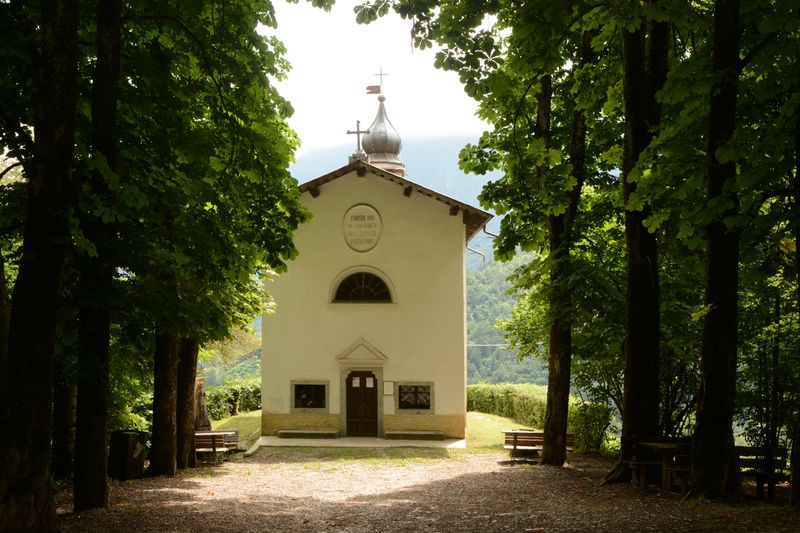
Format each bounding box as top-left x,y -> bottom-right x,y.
335,337 -> 388,366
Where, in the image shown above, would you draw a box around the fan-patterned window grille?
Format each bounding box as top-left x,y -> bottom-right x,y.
334,272 -> 391,302
398,385 -> 431,410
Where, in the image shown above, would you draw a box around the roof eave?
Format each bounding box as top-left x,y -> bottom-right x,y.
298,160 -> 493,244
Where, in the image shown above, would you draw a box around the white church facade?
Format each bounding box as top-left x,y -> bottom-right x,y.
261,96 -> 491,439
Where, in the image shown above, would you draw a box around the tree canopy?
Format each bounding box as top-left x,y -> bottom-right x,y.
357,0 -> 800,499
0,0 -> 307,525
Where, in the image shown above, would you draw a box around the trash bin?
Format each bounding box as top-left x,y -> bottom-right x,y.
108,431 -> 147,480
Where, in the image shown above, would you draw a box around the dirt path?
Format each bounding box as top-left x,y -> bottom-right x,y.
56,448 -> 798,532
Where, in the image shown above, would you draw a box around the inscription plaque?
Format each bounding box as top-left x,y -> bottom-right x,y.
343,204 -> 382,252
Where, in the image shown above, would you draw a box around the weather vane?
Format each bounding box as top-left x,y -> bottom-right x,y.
366,67 -> 389,94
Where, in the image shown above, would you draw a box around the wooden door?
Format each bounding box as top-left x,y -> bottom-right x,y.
346,371 -> 378,436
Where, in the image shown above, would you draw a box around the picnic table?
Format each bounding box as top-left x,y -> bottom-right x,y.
638,440 -> 692,494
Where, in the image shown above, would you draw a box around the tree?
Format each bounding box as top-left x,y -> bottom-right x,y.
176,338 -> 200,469
690,0 -> 742,499
0,0 -> 79,528
0,0 -> 306,512
604,0 -> 668,483
793,110 -> 800,507
74,0 -> 122,509
147,328 -> 179,475
356,0 -> 800,495
115,0 -> 305,476
356,0 -> 621,467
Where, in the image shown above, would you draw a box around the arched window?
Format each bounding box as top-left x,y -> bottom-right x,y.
334,272 -> 391,302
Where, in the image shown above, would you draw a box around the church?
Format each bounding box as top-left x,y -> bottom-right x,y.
261,95 -> 491,439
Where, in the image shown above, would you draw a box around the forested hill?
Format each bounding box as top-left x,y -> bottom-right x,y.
467,254 -> 547,385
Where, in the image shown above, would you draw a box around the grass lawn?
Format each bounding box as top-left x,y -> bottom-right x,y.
211,410 -> 530,453
212,410 -> 261,448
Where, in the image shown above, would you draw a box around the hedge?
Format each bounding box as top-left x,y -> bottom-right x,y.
467,383 -> 612,453
206,379 -> 261,421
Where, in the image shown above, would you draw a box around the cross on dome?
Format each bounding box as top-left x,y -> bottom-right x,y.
347,119 -> 370,154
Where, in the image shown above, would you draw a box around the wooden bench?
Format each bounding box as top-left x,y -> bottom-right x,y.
502,429 -> 575,461
194,431 -> 232,464
196,429 -> 239,449
736,446 -> 788,501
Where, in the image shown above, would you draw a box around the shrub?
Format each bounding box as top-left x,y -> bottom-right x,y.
568,400 -> 613,453
468,383 -> 548,427
467,383 -> 612,452
206,379 -> 261,421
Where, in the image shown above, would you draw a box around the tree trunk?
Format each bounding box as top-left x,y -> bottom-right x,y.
605,11 -> 667,484
73,0 -> 121,510
543,217 -> 572,466
790,102 -> 800,507
52,365 -> 77,481
176,337 -> 199,469
533,73 -> 570,466
541,32 -> 593,465
0,248 -> 9,375
768,293 -> 780,450
0,0 -> 79,528
147,330 -> 180,476
74,267 -> 113,510
690,0 -> 741,500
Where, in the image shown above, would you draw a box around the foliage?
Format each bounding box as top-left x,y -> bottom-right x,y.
467,383 -> 548,427
736,241 -> 800,450
206,379 -> 261,421
105,0 -> 308,346
202,349 -> 261,387
355,1 -> 800,467
570,401 -> 613,454
200,327 -> 262,368
467,383 -> 611,452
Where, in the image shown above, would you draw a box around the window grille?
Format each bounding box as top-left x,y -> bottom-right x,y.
398,384 -> 431,410
334,272 -> 391,302
294,383 -> 326,408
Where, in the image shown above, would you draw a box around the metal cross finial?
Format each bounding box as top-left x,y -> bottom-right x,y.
374,67 -> 390,87
347,120 -> 370,152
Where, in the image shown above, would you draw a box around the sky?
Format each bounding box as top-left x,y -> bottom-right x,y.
266,0 -> 488,156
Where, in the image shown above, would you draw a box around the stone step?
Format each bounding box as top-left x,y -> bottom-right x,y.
384,430 -> 446,441
277,429 -> 339,439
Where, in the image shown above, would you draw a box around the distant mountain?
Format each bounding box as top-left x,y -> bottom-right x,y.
293,136 -> 496,201
292,135 -> 502,267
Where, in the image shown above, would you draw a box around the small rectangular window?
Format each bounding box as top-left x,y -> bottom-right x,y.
398,384 -> 431,410
294,383 -> 326,409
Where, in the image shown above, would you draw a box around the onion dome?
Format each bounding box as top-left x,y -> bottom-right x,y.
362,96 -> 404,176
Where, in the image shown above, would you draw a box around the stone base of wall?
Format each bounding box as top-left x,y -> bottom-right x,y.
262,412 -> 340,436
383,413 -> 465,439
261,412 -> 466,439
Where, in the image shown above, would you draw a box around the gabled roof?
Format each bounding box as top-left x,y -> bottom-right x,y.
298,159 -> 493,244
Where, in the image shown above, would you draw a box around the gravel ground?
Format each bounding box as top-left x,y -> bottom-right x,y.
55,448 -> 798,532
